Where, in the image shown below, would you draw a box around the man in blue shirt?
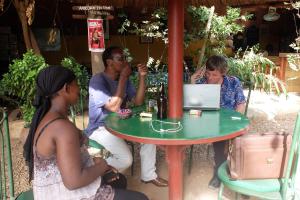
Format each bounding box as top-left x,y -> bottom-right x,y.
191,55 -> 246,189
85,46 -> 168,187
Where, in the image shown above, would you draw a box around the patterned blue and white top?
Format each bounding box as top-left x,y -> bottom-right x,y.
196,76 -> 246,110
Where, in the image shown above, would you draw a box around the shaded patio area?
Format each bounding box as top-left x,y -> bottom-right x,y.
9,90 -> 300,200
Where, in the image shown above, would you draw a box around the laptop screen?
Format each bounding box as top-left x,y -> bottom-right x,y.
183,84 -> 221,110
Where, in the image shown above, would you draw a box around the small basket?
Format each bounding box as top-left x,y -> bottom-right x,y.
117,109 -> 132,119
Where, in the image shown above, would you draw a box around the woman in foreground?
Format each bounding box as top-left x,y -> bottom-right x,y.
23,66 -> 148,200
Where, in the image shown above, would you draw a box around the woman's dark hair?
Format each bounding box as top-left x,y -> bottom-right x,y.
102,46 -> 122,68
206,55 -> 228,74
23,65 -> 76,181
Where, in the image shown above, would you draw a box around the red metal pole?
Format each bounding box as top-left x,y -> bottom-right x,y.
168,0 -> 184,119
166,146 -> 186,200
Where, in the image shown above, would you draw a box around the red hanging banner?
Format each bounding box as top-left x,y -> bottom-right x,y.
87,19 -> 105,52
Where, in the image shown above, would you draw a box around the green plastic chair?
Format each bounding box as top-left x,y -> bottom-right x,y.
217,112 -> 300,200
188,82 -> 253,174
0,107 -> 33,200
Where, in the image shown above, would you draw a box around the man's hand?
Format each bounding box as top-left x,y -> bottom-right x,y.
191,67 -> 205,84
137,64 -> 148,77
120,63 -> 132,78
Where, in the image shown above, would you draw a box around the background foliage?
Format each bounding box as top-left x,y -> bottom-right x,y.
186,6 -> 252,65
61,57 -> 89,99
227,47 -> 286,94
0,51 -> 89,124
120,6 -> 286,95
61,57 -> 90,115
0,50 -> 47,123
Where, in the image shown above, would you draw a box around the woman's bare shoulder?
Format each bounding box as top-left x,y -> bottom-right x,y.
34,117 -> 80,157
36,116 -> 80,142
50,119 -> 80,138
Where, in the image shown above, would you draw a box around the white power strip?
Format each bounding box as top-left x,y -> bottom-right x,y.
140,112 -> 153,118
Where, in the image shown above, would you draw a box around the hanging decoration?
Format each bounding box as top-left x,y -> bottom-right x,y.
87,18 -> 105,52
25,0 -> 35,25
0,0 -> 4,11
48,28 -> 58,45
48,0 -> 59,46
263,7 -> 280,22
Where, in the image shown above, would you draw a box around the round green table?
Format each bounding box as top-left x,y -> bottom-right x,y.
105,107 -> 249,200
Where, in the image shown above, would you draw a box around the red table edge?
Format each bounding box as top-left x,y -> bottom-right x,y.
105,125 -> 250,145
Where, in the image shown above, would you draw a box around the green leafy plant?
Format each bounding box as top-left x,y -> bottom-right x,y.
119,8 -> 168,44
187,6 -> 250,41
0,50 -> 47,123
119,6 -> 250,68
119,7 -> 251,97
117,12 -> 134,62
0,52 -> 90,124
61,57 -> 90,114
118,9 -> 168,100
61,57 -> 89,98
186,6 -> 252,66
145,57 -> 168,100
118,8 -> 168,63
227,47 -> 286,95
133,8 -> 168,44
118,6 -> 286,97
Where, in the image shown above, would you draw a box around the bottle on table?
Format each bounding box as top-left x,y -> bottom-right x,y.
157,83 -> 167,119
183,61 -> 191,83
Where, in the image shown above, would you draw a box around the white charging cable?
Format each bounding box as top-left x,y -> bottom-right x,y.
150,120 -> 183,133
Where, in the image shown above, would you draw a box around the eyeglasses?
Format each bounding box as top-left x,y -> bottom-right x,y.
112,56 -> 125,62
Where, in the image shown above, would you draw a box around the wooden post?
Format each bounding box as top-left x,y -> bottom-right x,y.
278,53 -> 288,82
91,51 -> 105,74
197,6 -> 215,69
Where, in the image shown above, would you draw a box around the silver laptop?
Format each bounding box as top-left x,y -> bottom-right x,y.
183,84 -> 221,110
